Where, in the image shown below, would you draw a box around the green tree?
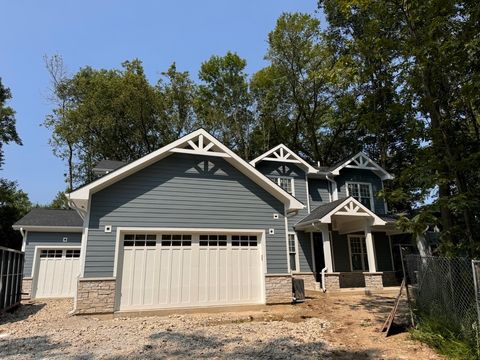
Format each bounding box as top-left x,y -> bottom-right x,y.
319,0 -> 480,255
0,78 -> 22,168
195,52 -> 253,159
0,179 -> 32,250
49,191 -> 70,209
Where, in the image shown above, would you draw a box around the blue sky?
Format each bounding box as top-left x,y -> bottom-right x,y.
1,1 -> 320,204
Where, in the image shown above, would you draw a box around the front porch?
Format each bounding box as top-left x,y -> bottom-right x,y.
295,197 -> 405,291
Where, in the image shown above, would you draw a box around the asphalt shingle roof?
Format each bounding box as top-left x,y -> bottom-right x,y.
13,208 -> 83,228
93,159 -> 126,172
295,197 -> 351,226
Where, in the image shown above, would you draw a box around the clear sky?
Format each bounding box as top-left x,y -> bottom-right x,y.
1,1 -> 321,205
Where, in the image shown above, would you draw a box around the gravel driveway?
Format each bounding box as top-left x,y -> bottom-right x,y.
0,293 -> 441,359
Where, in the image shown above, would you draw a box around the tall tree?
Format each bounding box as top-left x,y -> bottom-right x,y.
319,0 -> 480,255
0,179 -> 31,250
0,78 -> 22,168
195,52 -> 253,159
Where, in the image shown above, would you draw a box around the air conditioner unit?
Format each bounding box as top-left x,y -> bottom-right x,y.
292,278 -> 305,303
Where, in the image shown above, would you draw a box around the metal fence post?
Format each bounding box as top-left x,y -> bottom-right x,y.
471,260 -> 480,354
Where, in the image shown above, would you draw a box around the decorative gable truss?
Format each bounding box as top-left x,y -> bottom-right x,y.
330,152 -> 394,180
250,144 -> 317,173
335,200 -> 371,217
169,133 -> 229,158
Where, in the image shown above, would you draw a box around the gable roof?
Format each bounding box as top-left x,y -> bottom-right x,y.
93,159 -> 126,175
249,144 -> 318,174
12,208 -> 83,231
328,152 -> 393,180
295,196 -> 386,228
69,129 -> 305,212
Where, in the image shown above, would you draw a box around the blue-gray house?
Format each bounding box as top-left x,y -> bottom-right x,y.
14,129 -> 405,314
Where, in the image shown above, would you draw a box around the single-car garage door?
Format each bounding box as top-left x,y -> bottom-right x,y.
119,232 -> 263,310
34,248 -> 81,298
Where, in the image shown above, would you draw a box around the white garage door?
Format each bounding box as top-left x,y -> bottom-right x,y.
119,233 -> 263,310
34,248 -> 81,298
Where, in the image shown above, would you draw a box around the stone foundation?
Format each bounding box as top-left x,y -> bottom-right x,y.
293,273 -> 317,291
22,277 -> 33,299
265,275 -> 292,304
324,273 -> 340,290
75,278 -> 116,314
363,272 -> 384,290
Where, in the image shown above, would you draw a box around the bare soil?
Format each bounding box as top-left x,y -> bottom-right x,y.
0,291 -> 441,359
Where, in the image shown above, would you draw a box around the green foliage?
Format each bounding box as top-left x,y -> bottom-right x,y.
410,314 -> 478,360
49,191 -> 70,209
0,179 -> 32,250
0,78 -> 22,168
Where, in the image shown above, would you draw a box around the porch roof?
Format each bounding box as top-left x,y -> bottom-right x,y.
295,197 -> 387,230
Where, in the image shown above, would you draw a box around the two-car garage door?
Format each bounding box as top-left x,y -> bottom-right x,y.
119,232 -> 263,311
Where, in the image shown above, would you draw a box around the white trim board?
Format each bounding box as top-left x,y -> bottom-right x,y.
69,129 -> 304,213
329,152 -> 394,181
250,144 -> 318,174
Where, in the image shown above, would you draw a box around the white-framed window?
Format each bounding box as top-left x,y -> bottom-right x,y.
269,177 -> 294,195
288,233 -> 297,272
348,235 -> 369,271
346,182 -> 374,210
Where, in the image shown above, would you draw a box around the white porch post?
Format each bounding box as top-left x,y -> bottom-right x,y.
364,221 -> 377,273
321,225 -> 333,272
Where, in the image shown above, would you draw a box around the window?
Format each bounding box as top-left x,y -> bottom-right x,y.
231,235 -> 257,247
347,182 -> 373,210
288,233 -> 297,272
269,177 -> 294,195
66,249 -> 80,258
200,235 -> 227,246
40,249 -> 63,258
161,234 -> 191,246
348,235 -> 369,271
123,234 -> 157,247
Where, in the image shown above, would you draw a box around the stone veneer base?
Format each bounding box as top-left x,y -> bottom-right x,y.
75,278 -> 116,314
363,272 -> 384,290
265,275 -> 292,304
292,273 -> 317,291
21,277 -> 33,300
324,273 -> 340,290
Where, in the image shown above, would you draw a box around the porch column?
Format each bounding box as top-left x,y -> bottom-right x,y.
321,225 -> 333,272
364,221 -> 377,273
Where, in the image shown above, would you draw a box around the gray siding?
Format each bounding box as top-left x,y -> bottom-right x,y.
297,231 -> 314,272
308,178 -> 330,209
85,153 -> 288,277
255,161 -> 308,231
331,231 -> 350,272
336,168 -> 386,214
374,232 -> 394,271
24,231 -> 82,277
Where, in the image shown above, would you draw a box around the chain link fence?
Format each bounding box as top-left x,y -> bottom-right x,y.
405,254 -> 479,347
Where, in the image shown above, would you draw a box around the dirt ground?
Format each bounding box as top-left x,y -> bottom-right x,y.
0,290 -> 441,359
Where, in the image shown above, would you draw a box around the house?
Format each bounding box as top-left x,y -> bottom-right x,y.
13,129 -> 407,315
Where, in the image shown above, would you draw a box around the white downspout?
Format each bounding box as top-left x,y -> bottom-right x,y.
326,174 -> 338,201
19,227 -> 26,252
321,266 -> 328,292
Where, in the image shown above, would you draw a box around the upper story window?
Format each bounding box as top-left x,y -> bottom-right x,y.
269,177 -> 294,195
346,182 -> 374,210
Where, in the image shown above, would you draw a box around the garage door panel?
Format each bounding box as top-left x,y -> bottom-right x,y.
120,233 -> 263,311
35,249 -> 80,298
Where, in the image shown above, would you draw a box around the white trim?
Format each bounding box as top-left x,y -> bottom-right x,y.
345,181 -> 375,212
329,152 -> 394,181
329,231 -> 335,271
112,226 -> 267,311
12,225 -> 83,232
388,234 -> 395,271
268,176 -> 295,197
364,221 -> 377,272
296,197 -> 387,229
79,197 -> 91,278
288,231 -> 299,273
305,172 -> 311,213
284,206 -> 291,273
30,245 -> 82,299
250,144 -> 318,174
69,129 -> 304,212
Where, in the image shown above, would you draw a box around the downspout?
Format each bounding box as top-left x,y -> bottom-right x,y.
321,267 -> 328,292
19,227 -> 26,252
326,174 -> 337,201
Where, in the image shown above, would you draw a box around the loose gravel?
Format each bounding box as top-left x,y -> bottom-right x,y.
0,300 -> 331,359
